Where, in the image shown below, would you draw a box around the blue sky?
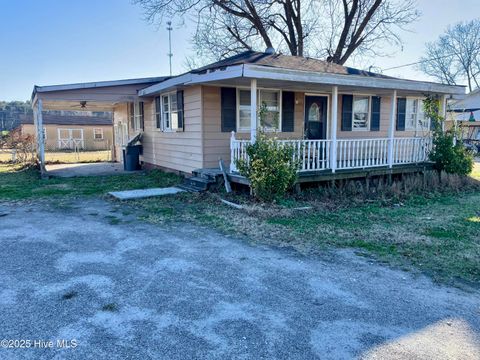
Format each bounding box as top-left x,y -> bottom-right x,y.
0,0 -> 479,101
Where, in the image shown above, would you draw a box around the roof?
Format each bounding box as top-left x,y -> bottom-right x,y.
140,50 -> 466,96
20,114 -> 112,126
32,76 -> 170,101
192,51 -> 393,79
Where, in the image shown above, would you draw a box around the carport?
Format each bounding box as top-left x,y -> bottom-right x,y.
30,77 -> 166,175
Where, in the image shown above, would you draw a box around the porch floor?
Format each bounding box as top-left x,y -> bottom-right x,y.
227,162 -> 435,186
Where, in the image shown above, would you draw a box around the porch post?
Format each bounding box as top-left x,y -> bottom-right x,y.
439,94 -> 448,132
250,78 -> 257,143
387,90 -> 397,168
330,86 -> 338,173
33,99 -> 46,175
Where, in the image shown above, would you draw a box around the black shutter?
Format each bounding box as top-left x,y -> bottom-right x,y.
139,101 -> 144,131
341,94 -> 353,131
396,98 -> 406,131
282,91 -> 295,132
370,96 -> 381,131
176,90 -> 184,131
221,87 -> 236,132
155,96 -> 161,129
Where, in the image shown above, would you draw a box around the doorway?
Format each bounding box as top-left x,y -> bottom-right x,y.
304,96 -> 328,139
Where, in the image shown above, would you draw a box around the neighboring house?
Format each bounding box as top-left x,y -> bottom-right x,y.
19,113 -> 113,151
31,50 -> 465,181
447,88 -> 480,141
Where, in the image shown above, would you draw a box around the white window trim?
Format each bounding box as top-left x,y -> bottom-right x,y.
405,97 -> 428,131
236,87 -> 283,133
93,128 -> 104,140
160,91 -> 178,132
352,95 -> 371,132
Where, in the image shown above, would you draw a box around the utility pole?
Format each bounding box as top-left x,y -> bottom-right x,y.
167,21 -> 173,76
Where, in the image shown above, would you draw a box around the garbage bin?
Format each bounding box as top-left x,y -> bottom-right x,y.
122,144 -> 142,171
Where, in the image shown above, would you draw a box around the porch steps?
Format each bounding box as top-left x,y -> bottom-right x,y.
178,168 -> 224,192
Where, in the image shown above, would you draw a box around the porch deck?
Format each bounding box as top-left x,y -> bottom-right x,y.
227,162 -> 435,186
230,133 -> 432,175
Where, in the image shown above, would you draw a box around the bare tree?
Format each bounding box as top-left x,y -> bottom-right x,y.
420,19 -> 480,92
133,0 -> 419,65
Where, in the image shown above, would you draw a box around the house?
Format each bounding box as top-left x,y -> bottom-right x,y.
31,50 -> 465,182
19,113 -> 113,151
446,88 -> 480,143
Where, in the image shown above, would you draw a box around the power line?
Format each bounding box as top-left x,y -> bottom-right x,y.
382,53 -> 457,71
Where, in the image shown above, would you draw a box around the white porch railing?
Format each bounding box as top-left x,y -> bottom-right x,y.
230,132 -> 432,173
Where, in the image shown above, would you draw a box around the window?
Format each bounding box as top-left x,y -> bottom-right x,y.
352,96 -> 370,130
155,96 -> 161,129
238,89 -> 251,131
129,101 -> 144,131
161,92 -> 178,131
405,98 -> 428,130
237,88 -> 281,132
308,103 -> 320,122
259,90 -> 280,130
93,128 -> 104,140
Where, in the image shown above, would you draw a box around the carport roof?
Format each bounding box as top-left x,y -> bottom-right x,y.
31,76 -> 169,101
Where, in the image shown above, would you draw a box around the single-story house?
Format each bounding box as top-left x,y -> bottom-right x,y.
31,50 -> 465,181
19,113 -> 113,151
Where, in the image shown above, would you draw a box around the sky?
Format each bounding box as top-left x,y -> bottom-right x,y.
0,0 -> 479,101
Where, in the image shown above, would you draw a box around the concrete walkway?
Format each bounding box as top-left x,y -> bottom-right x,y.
46,162 -> 135,177
0,199 -> 479,359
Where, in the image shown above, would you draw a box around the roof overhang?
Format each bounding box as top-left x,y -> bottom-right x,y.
139,64 -> 465,97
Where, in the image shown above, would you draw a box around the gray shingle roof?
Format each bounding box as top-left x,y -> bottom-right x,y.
191,50 -> 393,79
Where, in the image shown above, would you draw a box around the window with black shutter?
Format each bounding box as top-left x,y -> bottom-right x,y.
341,94 -> 353,131
221,87 -> 236,132
282,91 -> 295,132
370,96 -> 381,131
396,98 -> 407,131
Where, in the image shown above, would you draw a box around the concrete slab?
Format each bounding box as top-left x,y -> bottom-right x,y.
108,187 -> 185,200
46,162 -> 134,177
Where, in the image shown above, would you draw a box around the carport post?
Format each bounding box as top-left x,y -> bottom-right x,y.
33,99 -> 46,176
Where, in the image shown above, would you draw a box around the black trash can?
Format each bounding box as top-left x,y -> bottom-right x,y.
122,144 -> 142,171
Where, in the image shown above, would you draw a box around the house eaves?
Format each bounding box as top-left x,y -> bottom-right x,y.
139,63 -> 465,96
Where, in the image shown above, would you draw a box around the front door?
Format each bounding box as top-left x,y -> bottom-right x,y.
304,96 -> 327,139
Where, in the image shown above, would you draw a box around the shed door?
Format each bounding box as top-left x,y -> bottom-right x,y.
304,96 -> 327,140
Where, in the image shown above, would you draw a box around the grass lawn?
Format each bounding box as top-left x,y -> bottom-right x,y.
1,162 -> 479,287
0,164 -> 181,200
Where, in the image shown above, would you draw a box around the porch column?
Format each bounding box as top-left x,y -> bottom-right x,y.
330,86 -> 338,173
250,78 -> 257,143
387,90 -> 397,168
33,99 -> 46,175
439,94 -> 448,132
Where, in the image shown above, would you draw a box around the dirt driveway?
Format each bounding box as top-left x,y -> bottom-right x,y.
0,199 -> 479,359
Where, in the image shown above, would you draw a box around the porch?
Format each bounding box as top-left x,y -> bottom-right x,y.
230,133 -> 432,174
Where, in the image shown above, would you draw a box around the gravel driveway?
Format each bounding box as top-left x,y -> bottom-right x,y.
0,199 -> 479,359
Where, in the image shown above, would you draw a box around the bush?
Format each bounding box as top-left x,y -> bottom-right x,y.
424,96 -> 474,176
0,129 -> 36,165
429,130 -> 474,175
235,132 -> 299,202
